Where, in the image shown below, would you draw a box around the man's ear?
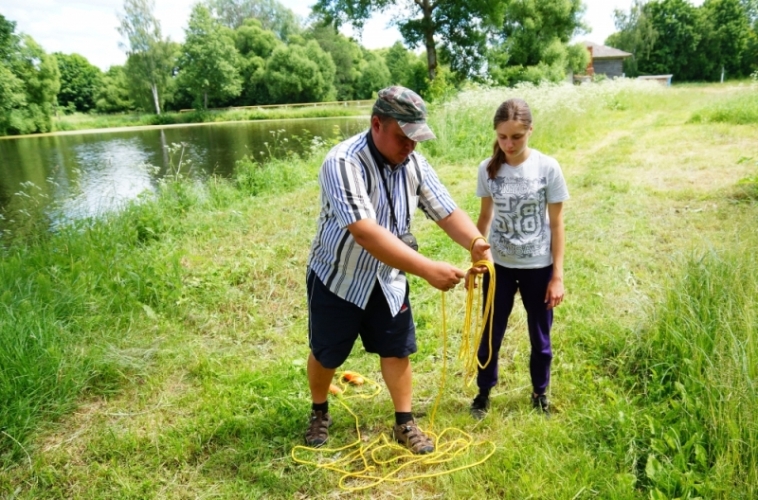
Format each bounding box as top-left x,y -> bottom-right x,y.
370,115 -> 382,132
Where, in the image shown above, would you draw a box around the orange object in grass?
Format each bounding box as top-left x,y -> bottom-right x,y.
329,383 -> 343,395
341,371 -> 365,385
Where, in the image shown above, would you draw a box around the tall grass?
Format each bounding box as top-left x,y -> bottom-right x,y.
688,84 -> 758,125
0,200 -> 189,462
625,242 -> 758,498
425,79 -> 666,166
0,129 -> 339,466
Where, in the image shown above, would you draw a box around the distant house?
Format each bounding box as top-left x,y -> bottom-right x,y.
582,41 -> 632,79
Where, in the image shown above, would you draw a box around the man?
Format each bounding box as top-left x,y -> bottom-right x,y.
304,86 -> 492,454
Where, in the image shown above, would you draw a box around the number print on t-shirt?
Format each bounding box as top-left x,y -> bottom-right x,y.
489,176 -> 549,259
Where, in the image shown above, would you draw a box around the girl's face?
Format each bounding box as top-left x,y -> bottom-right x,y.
496,120 -> 532,164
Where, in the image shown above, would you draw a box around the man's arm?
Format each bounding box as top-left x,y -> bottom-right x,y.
348,219 -> 465,291
435,207 -> 492,264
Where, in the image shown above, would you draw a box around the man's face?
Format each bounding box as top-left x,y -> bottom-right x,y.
371,116 -> 417,166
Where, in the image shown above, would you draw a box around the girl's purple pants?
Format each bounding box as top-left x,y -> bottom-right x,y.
476,263 -> 554,395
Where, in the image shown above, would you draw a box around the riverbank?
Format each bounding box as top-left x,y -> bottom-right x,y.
35,102 -> 371,137
2,82 -> 758,498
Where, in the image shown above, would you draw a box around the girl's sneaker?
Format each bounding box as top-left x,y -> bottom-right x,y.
470,394 -> 490,419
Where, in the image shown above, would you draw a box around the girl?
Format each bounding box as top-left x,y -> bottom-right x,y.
471,98 -> 569,418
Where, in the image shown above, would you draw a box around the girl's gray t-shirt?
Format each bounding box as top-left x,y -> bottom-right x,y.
476,149 -> 569,269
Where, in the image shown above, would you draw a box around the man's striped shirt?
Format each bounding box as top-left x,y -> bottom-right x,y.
307,131 -> 457,316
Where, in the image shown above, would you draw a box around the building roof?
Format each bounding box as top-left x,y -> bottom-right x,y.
583,41 -> 632,59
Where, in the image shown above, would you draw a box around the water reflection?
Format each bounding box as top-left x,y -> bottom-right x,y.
50,138 -> 157,229
0,117 -> 368,236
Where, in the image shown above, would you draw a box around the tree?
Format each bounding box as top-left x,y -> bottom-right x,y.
234,19 -> 283,104
609,0 -> 753,81
261,41 -> 336,103
312,0 -> 507,81
354,50 -> 391,98
606,0 -> 658,77
177,4 -> 242,109
496,0 -> 586,67
306,24 -> 363,100
0,15 -> 60,135
96,65 -> 135,113
54,53 -> 103,113
384,42 -> 414,87
698,0 -> 751,79
382,43 -> 429,94
117,0 -> 175,114
205,0 -> 301,39
632,0 -> 701,79
741,0 -> 758,26
487,0 -> 587,85
0,15 -> 23,134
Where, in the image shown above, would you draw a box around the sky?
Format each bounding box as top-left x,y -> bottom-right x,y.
0,0 -> 698,72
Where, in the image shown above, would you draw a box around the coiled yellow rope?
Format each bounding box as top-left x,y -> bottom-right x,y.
458,259 -> 497,386
291,260 -> 497,492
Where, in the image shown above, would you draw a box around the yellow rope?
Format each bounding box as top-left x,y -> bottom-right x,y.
291,260 -> 498,492
458,260 -> 497,385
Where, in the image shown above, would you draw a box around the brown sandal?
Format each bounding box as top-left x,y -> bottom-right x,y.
393,421 -> 435,454
304,410 -> 332,446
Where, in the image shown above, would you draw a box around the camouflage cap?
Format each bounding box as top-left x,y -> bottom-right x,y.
372,86 -> 436,142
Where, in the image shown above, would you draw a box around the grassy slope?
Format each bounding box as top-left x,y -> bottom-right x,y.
1,81 -> 757,499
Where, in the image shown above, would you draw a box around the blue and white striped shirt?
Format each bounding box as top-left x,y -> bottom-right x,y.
307,131 -> 457,316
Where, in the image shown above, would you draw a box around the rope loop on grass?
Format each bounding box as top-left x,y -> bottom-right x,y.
291,260 -> 497,492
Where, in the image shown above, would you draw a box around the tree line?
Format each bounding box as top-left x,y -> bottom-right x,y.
2,0 -> 757,137
607,0 -> 758,80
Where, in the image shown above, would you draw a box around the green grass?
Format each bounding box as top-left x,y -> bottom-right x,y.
688,83 -> 758,125
2,81 -> 758,498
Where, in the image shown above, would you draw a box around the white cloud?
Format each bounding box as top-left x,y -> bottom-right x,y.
577,0 -> 629,44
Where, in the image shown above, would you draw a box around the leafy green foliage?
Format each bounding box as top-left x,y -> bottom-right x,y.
354,50 -> 391,99
488,0 -> 587,85
117,0 -> 176,114
609,0 -> 757,80
54,52 -> 103,113
231,19 -> 282,105
177,4 -> 243,109
312,0 -> 507,81
606,0 -> 658,77
0,21 -> 60,135
383,42 -> 430,96
95,65 -> 135,113
261,41 -> 336,104
698,0 -> 752,80
306,24 -> 363,101
205,0 -> 301,40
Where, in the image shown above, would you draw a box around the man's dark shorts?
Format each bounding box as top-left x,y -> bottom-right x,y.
307,270 -> 417,369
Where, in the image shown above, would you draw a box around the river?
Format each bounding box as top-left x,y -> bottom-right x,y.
0,117 -> 369,237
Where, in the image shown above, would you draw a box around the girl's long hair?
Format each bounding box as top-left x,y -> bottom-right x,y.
486,98 -> 533,179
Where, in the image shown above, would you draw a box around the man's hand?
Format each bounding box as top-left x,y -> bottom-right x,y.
422,261 -> 466,292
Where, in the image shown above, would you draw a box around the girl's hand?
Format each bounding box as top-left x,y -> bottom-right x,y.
544,276 -> 564,309
470,238 -> 492,265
